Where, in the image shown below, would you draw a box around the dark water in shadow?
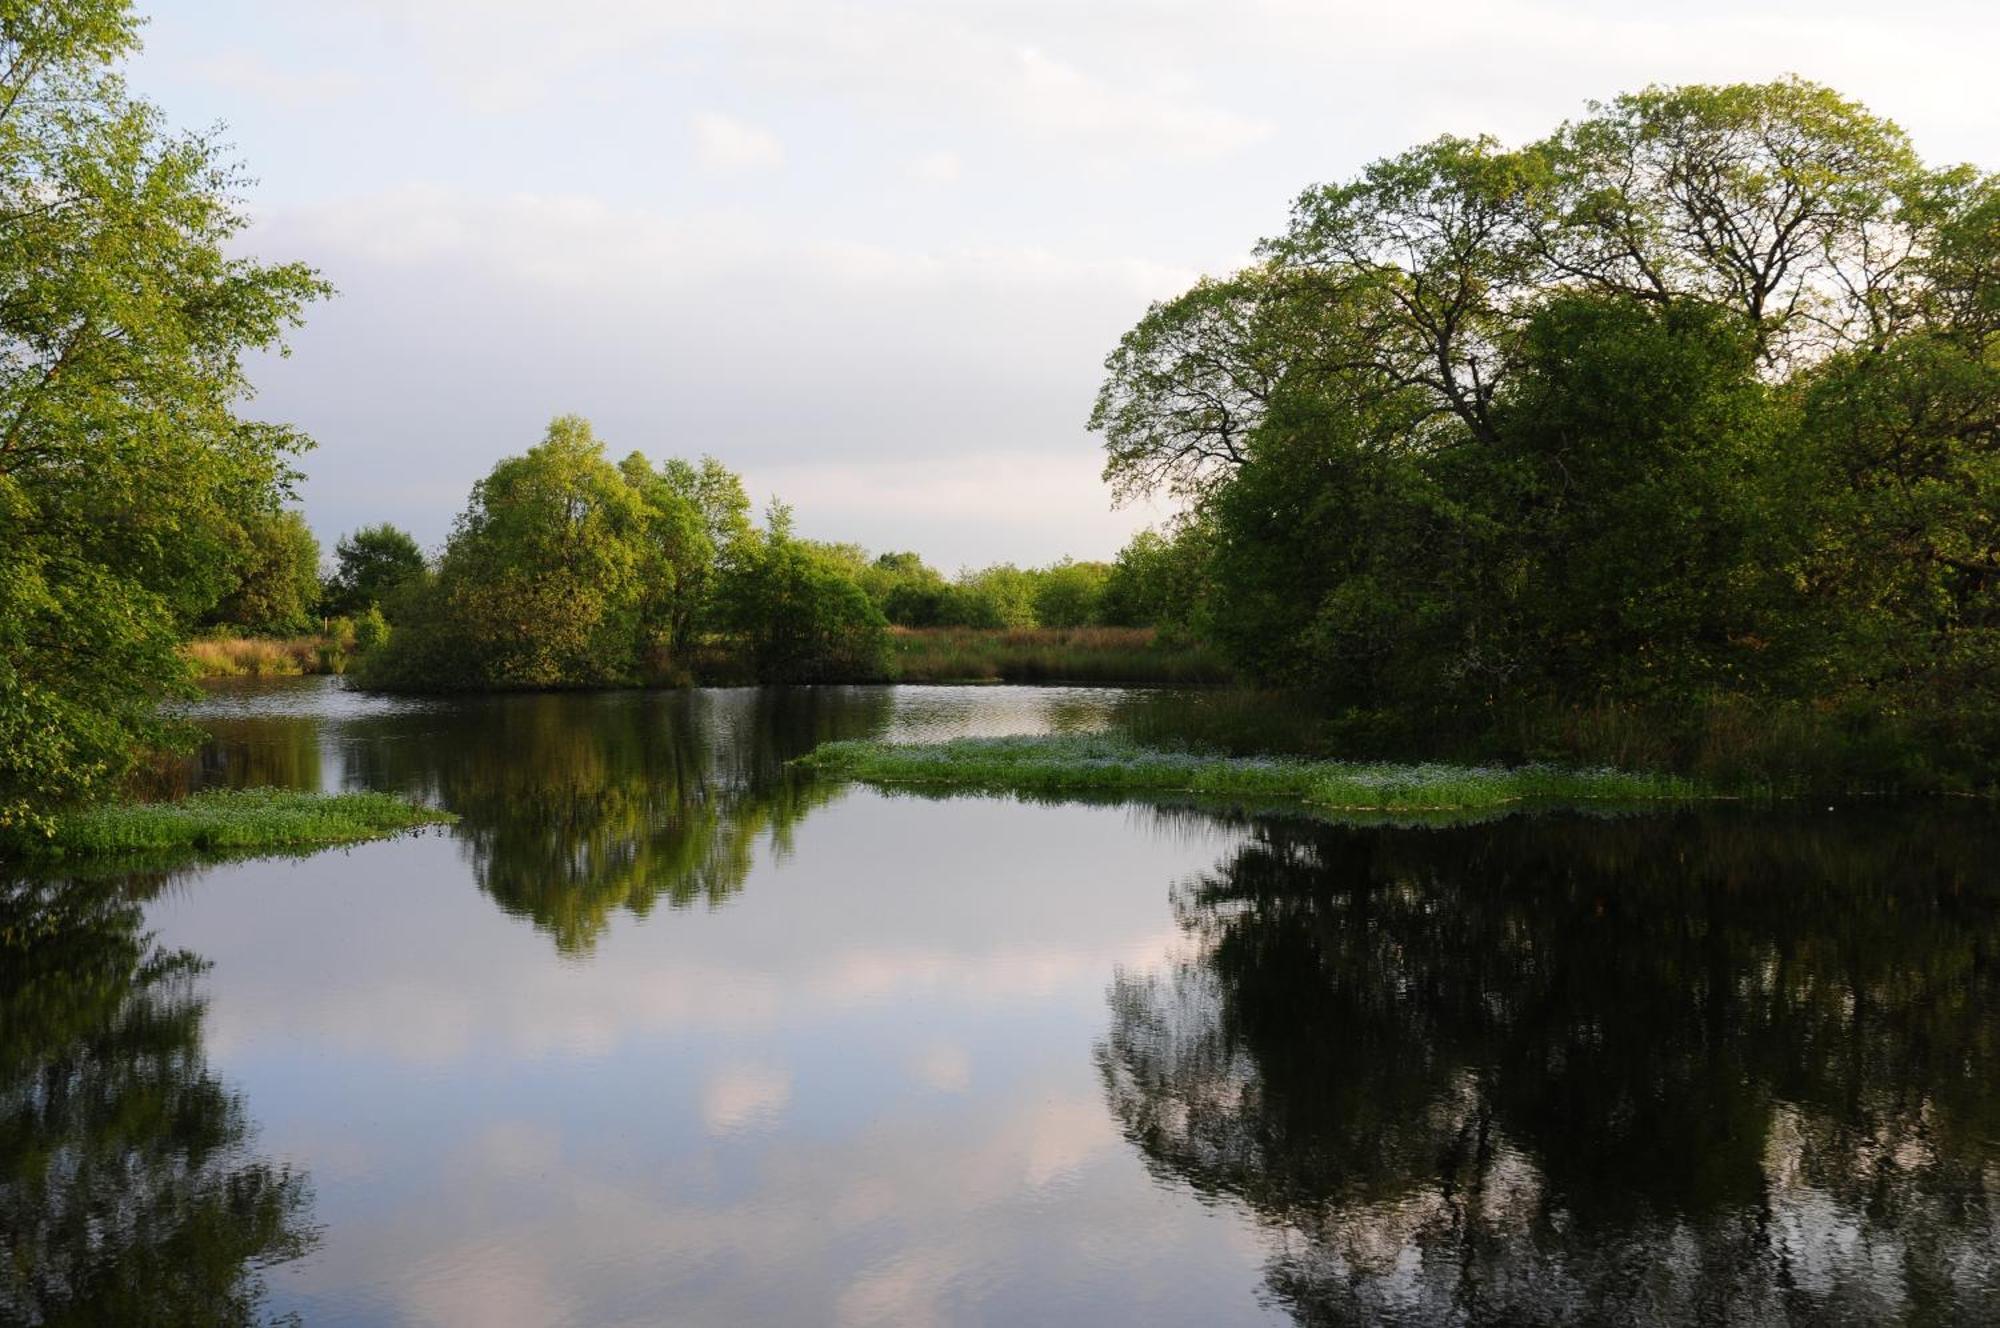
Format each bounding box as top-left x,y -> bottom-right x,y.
5,678 -> 2000,1325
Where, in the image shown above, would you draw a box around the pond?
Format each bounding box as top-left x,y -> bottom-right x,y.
7,679 -> 2000,1325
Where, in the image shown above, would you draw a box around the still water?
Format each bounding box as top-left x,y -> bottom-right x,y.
7,679 -> 2000,1326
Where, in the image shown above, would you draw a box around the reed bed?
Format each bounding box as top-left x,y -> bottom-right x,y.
183,635 -> 344,678
797,733 -> 1708,813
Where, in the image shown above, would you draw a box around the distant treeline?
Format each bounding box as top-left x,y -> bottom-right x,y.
249,415 -> 1192,690
203,460 -> 1178,648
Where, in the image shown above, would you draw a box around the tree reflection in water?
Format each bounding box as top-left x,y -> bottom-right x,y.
1100,806 -> 2000,1326
336,686 -> 895,953
0,874 -> 315,1326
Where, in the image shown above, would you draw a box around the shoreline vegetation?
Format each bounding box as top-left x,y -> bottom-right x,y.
1,789 -> 455,863
795,734 -> 1709,815
184,634 -> 349,678
183,626 -> 1233,688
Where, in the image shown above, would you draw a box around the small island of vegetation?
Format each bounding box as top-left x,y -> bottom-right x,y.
797,735 -> 1705,815
12,788 -> 454,863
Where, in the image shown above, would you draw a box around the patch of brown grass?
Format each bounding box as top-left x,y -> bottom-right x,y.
183,636 -> 339,678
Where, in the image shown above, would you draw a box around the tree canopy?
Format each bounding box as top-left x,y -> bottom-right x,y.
357,416 -> 893,689
323,523 -> 424,618
1091,78 -> 2000,775
0,0 -> 328,833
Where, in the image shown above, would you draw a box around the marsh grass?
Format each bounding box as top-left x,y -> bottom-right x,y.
796,733 -> 1707,813
886,627 -> 1231,685
184,635 -> 345,678
8,788 -> 455,860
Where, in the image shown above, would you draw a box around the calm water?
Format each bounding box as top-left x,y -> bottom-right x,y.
7,680 -> 2000,1326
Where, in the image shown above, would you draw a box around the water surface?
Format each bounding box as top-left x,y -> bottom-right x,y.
7,679 -> 2000,1325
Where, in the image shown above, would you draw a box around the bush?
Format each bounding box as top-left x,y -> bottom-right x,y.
353,605 -> 390,653
1031,559 -> 1111,628
714,532 -> 889,682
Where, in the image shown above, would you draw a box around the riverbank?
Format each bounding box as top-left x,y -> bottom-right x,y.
3,788 -> 455,861
349,625 -> 1234,691
796,733 -> 1706,814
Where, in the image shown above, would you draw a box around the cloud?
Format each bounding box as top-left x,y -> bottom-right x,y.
329,0 -> 1273,162
905,150 -> 962,185
190,50 -> 362,108
692,111 -> 785,172
1008,45 -> 1270,160
243,186 -> 1198,563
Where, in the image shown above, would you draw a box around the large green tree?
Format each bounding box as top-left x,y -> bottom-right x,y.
1093,79 -> 2000,761
0,1 -> 328,835
366,416 -> 647,688
203,509 -> 321,635
357,417 -> 815,689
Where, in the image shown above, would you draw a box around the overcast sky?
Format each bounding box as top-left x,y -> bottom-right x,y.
131,0 -> 2000,569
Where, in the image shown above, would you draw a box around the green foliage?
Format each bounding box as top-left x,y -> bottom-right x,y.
204,509 -> 320,635
1031,558 -> 1111,628
940,563 -> 1039,628
712,511 -> 890,682
1099,526 -> 1210,630
352,603 -> 390,652
358,417 -> 771,690
622,451 -> 753,662
1,787 -> 453,862
797,734 -> 1704,814
0,1 -> 329,833
856,550 -> 952,626
1091,78 -> 2000,779
360,417 -> 646,688
323,522 -> 424,617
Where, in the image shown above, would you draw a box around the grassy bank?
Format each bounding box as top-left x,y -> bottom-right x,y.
5,788 -> 455,861
184,635 -> 346,678
884,627 -> 1231,685
796,733 -> 1706,814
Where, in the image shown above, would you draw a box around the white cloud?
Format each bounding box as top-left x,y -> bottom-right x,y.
691,111 -> 786,173
1009,45 -> 1270,160
905,149 -> 962,185
244,186 -> 1198,563
190,50 -> 361,108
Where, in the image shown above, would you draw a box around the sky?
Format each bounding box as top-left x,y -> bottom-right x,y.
130,0 -> 2000,569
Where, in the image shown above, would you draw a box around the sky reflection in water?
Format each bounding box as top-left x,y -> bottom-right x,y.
7,679 -> 2000,1326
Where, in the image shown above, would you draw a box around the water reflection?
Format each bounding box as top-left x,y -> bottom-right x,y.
360,689 -> 892,952
0,874 -> 316,1325
1100,807 -> 2000,1325
171,681 -> 1129,954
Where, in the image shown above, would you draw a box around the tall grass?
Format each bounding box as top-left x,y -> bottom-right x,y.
6,788 -> 455,860
797,733 -> 1707,813
184,635 -> 345,678
886,627 -> 1232,685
